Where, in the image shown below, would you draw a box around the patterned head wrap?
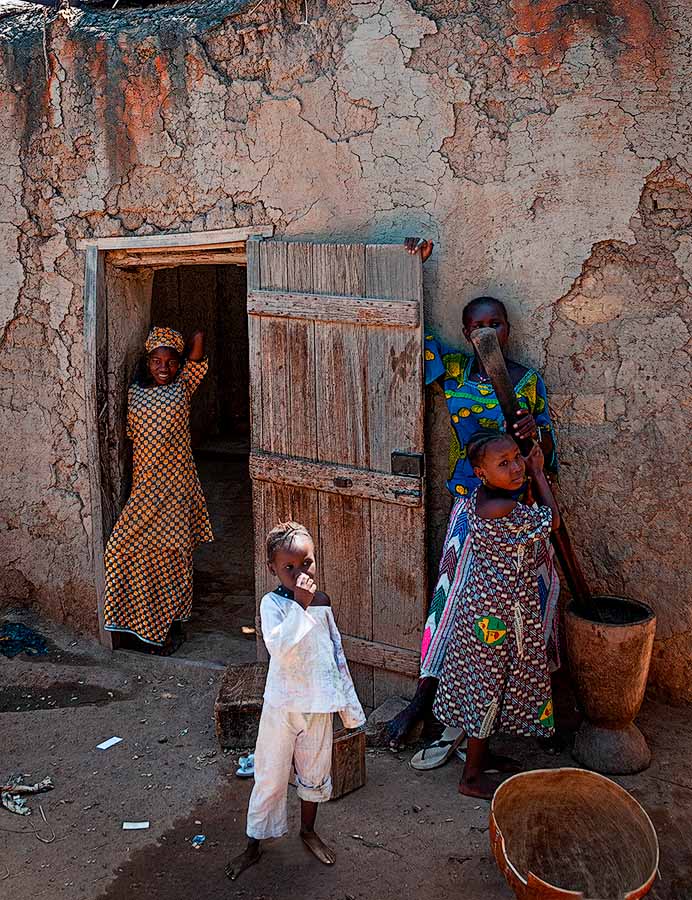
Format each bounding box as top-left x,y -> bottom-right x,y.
145,326 -> 184,355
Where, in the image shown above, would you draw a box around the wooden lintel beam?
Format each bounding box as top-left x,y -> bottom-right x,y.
77,225 -> 273,251
108,249 -> 248,269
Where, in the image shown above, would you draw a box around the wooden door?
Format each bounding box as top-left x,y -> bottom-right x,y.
247,238 -> 425,707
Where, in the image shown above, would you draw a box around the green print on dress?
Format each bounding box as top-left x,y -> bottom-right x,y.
474,615 -> 508,646
538,698 -> 555,729
424,334 -> 557,498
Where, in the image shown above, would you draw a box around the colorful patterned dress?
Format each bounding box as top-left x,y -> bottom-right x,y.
433,490 -> 555,740
420,334 -> 560,678
103,358 -> 213,645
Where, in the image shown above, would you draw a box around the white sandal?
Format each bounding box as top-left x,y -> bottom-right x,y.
409,727 -> 467,770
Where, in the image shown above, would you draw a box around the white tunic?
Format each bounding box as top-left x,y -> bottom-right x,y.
259,591 -> 365,729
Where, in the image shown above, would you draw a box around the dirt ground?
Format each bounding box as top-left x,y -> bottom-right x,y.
2,609 -> 692,900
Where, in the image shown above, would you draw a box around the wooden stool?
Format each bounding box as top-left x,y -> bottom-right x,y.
331,723 -> 366,800
214,662 -> 268,749
215,663 -> 367,798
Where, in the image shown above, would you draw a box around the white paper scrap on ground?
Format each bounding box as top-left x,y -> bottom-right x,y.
97,737 -> 123,751
122,821 -> 150,830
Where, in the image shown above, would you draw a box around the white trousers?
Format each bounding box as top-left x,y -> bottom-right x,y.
246,706 -> 333,840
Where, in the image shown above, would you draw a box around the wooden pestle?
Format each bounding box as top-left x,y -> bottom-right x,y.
469,326 -> 599,620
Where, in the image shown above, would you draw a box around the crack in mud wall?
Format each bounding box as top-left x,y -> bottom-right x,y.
0,0 -> 690,698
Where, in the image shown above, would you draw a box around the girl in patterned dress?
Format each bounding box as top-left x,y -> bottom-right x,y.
388,238 -> 560,754
103,326 -> 213,654
433,431 -> 560,799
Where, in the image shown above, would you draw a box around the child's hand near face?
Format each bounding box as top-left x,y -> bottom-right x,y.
294,573 -> 317,609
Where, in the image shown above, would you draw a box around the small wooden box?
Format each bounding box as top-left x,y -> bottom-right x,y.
331,725 -> 366,800
214,662 -> 268,749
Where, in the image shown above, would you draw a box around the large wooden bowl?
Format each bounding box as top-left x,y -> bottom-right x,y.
489,768 -> 659,899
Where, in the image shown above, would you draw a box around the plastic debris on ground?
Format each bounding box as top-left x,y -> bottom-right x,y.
96,737 -> 123,751
122,821 -> 150,830
0,623 -> 48,658
191,834 -> 206,849
1,775 -> 54,816
235,753 -> 255,778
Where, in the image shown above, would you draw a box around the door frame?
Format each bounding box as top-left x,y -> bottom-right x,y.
80,226 -> 274,648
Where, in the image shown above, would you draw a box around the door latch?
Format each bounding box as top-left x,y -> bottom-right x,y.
391,451 -> 425,478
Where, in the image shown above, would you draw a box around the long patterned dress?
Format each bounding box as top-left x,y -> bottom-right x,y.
433,490 -> 555,740
420,334 -> 560,678
103,358 -> 213,645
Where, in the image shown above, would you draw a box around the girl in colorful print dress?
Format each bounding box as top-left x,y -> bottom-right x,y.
388,238 -> 560,755
103,326 -> 213,654
433,432 -> 559,799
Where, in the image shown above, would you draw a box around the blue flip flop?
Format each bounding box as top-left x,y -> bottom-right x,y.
235,753 -> 255,778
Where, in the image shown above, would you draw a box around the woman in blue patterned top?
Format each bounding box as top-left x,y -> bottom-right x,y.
388,238 -> 560,756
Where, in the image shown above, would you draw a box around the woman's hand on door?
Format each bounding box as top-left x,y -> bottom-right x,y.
404,236 -> 434,263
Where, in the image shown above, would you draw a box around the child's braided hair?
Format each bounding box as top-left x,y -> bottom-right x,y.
266,521 -> 313,562
467,429 -> 516,467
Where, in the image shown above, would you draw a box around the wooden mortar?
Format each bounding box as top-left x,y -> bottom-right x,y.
566,596 -> 656,775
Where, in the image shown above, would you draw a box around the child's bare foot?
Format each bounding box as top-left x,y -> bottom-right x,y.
300,829 -> 336,865
225,841 -> 262,880
458,771 -> 504,800
484,753 -> 522,774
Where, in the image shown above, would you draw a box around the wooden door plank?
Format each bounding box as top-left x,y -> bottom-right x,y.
286,241 -> 314,292
249,452 -> 422,506
366,328 -> 424,473
318,494 -> 372,637
371,505 -> 426,652
311,241 -> 373,704
313,242 -> 369,468
364,244 -> 424,471
315,323 -> 369,467
365,242 -> 421,302
259,317 -> 291,456
247,290 -> 419,327
318,492 -> 374,708
313,242 -> 366,296
106,265 -> 155,511
363,244 -> 425,703
246,239 -> 264,451
371,502 -> 426,704
286,318 -> 317,459
259,239 -> 288,290
84,246 -> 110,647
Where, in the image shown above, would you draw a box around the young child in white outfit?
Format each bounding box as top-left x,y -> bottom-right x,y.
227,521 -> 365,880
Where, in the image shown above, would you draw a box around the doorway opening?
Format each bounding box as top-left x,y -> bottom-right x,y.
81,226 -> 274,664
147,264 -> 256,665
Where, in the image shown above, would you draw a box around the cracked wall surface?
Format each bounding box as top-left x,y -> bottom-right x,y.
0,0 -> 690,698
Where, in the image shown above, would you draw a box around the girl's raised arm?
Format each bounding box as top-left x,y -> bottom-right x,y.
524,444 -> 560,531
186,330 -> 205,361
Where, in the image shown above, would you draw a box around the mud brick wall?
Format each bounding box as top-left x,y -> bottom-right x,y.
0,1 -> 690,699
